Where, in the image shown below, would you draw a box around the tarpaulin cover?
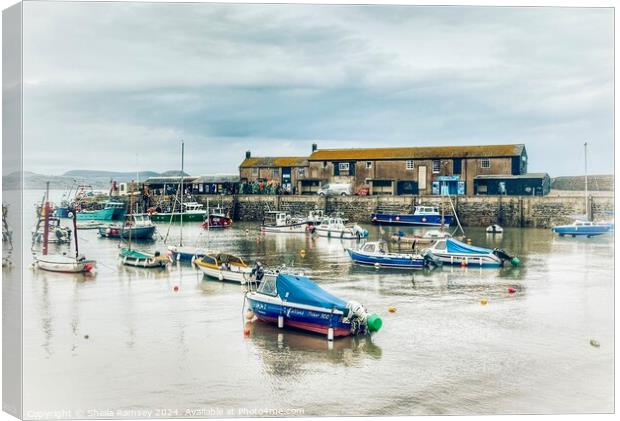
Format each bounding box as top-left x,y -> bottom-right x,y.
276,273 -> 347,311
446,238 -> 492,255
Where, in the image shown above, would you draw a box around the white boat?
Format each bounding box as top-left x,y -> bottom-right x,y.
423,238 -> 519,268
261,211 -> 307,233
311,217 -> 368,240
194,253 -> 253,283
34,254 -> 96,273
486,224 -> 504,234
391,229 -> 452,245
305,209 -> 325,226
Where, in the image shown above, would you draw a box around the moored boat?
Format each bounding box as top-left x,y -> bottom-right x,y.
261,211 -> 307,233
552,220 -> 611,237
98,213 -> 156,239
148,202 -> 207,223
119,248 -> 170,268
371,205 -> 454,226
76,201 -> 126,221
32,216 -> 72,244
346,240 -> 437,269
245,273 -> 382,338
311,217 -> 368,240
194,253 -> 253,283
201,207 -> 233,229
486,224 -> 504,234
168,245 -> 207,262
423,238 -> 520,268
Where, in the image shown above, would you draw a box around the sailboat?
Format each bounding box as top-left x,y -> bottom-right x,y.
119,182 -> 169,268
33,183 -> 96,273
552,142 -> 611,237
167,141 -> 208,262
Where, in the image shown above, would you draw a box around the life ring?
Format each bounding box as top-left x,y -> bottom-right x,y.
67,211 -> 74,218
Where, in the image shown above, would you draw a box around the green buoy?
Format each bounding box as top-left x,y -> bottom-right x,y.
367,314 -> 383,332
511,257 -> 521,267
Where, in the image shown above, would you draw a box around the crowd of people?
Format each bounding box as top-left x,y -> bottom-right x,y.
239,180 -> 296,195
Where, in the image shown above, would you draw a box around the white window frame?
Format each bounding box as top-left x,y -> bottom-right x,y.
272,168 -> 280,178
480,158 -> 491,169
339,162 -> 350,171
432,160 -> 440,173
298,168 -> 305,178
406,160 -> 414,170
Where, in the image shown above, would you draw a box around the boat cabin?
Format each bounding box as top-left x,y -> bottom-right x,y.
361,241 -> 388,254
257,274 -> 278,296
264,211 -> 293,226
183,202 -> 204,212
125,213 -> 153,226
413,206 -> 440,216
200,253 -> 248,269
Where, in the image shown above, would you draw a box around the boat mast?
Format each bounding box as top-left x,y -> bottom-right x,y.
72,208 -> 79,259
180,140 -> 184,247
584,141 -> 588,221
42,181 -> 50,256
127,182 -> 133,251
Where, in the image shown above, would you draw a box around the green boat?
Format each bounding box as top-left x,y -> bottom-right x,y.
149,202 -> 206,223
119,248 -> 170,268
77,201 -> 126,221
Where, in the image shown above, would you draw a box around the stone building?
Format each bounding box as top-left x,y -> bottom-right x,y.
239,151 -> 309,193
306,143 -> 529,195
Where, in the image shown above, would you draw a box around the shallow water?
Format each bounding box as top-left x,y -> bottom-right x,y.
13,190 -> 614,417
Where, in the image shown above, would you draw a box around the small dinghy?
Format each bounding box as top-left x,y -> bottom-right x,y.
261,211 -> 307,233
423,238 -> 520,268
201,208 -> 233,229
245,273 -> 382,338
346,240 -> 438,269
311,217 -> 368,240
552,220 -> 611,237
32,216 -> 71,244
486,224 -> 504,234
194,253 -> 253,283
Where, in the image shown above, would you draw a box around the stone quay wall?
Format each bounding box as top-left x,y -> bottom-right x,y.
145,194 -> 614,228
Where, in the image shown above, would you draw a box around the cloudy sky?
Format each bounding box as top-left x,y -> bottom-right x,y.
22,2 -> 613,176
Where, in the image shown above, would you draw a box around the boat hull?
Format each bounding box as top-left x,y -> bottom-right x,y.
98,225 -> 156,239
428,252 -> 502,268
371,213 -> 453,226
196,262 -> 252,283
168,246 -> 207,262
119,249 -> 169,268
34,256 -> 95,273
150,213 -> 205,223
246,294 -> 352,337
346,249 -> 425,269
261,224 -> 307,234
76,207 -> 118,221
202,215 -> 233,229
552,225 -> 610,236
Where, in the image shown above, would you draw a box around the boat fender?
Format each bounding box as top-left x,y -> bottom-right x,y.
510,257 -> 521,267
67,211 -> 73,218
218,272 -> 224,281
366,314 -> 383,333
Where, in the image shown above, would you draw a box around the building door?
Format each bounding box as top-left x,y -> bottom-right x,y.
281,167 -> 292,192
418,166 -> 427,191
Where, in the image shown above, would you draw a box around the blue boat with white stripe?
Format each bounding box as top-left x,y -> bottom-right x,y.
371,205 -> 453,226
346,240 -> 435,269
423,238 -> 520,268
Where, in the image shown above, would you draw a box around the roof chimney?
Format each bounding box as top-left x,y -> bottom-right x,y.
312,143 -> 317,152
245,150 -> 251,159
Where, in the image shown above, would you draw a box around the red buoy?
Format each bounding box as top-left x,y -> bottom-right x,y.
173,285 -> 179,292
508,287 -> 516,294
243,328 -> 251,337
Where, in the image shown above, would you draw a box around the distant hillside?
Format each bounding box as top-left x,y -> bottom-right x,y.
3,170 -> 191,190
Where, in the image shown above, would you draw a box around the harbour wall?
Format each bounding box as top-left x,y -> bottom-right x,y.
153,194 -> 614,228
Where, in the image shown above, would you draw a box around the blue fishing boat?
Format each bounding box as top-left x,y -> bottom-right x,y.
423,238 -> 520,268
98,214 -> 156,240
77,201 -> 126,221
168,245 -> 207,262
245,273 -> 382,338
346,240 -> 437,269
371,205 -> 454,226
552,220 -> 611,237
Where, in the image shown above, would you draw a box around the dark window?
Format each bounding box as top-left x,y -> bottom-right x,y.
453,159 -> 462,175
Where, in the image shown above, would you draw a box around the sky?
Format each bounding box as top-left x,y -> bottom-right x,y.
21,2 -> 614,176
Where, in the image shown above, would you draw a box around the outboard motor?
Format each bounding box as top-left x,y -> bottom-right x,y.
422,250 -> 442,269
251,261 -> 265,281
492,248 -> 521,267
345,300 -> 382,335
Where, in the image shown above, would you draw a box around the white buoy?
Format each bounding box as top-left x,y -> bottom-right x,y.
277,333 -> 284,343
327,327 -> 334,341
278,315 -> 284,328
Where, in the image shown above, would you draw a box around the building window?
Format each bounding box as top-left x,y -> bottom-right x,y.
339,162 -> 350,172
480,158 -> 491,169
366,161 -> 372,169
272,168 -> 279,178
298,168 -> 305,178
252,168 -> 258,177
406,160 -> 414,170
432,160 -> 440,173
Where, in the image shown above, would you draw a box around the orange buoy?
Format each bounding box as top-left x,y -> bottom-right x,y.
388,306 -> 397,313
480,298 -> 488,305
243,328 -> 251,337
